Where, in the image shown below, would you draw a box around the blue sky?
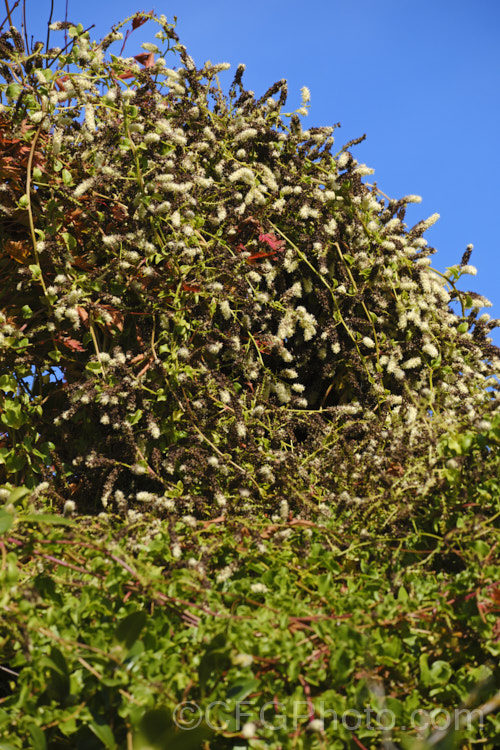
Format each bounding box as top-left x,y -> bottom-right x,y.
16,0 -> 500,346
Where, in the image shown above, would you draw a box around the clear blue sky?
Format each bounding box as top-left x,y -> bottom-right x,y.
15,0 -> 500,346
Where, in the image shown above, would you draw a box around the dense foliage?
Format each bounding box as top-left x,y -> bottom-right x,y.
0,9 -> 499,749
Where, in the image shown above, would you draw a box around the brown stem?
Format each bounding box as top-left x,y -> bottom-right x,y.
4,0 -> 13,27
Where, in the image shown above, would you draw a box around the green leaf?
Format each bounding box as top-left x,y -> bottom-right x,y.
29,263 -> 41,280
27,725 -> 46,750
459,433 -> 473,451
446,438 -> 461,455
86,361 -> 103,373
198,633 -> 230,693
45,647 -> 69,676
8,486 -> 31,505
6,83 -> 21,100
1,401 -> 25,429
420,655 -> 452,686
135,707 -> 174,747
89,718 -> 116,749
397,586 -> 409,602
127,409 -> 143,426
62,169 -> 73,186
115,610 -> 147,651
329,648 -> 353,683
14,337 -> 29,351
0,375 -> 17,392
318,572 -> 332,596
4,453 -> 26,472
61,231 -> 77,250
0,509 -> 13,534
472,540 -> 490,560
134,708 -> 211,750
41,647 -> 70,700
225,678 -> 260,703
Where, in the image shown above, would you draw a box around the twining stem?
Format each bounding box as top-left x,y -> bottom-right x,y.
26,123 -> 49,298
88,312 -> 106,377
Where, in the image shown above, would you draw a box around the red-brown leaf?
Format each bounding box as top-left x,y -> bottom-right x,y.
57,336 -> 86,352
133,51 -> 155,67
131,10 -> 154,30
116,51 -> 155,80
259,232 -> 285,252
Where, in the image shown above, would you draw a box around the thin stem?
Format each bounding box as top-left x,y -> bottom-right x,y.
26,123 -> 49,298
22,0 -> 27,53
45,0 -> 54,56
88,312 -> 106,377
3,0 -> 13,27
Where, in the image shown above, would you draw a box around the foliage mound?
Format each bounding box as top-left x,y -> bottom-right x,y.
0,9 -> 500,750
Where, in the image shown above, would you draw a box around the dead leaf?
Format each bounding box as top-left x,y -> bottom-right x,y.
57,336 -> 86,352
76,306 -> 89,327
131,10 -> 154,30
116,51 -> 155,79
3,240 -> 31,264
